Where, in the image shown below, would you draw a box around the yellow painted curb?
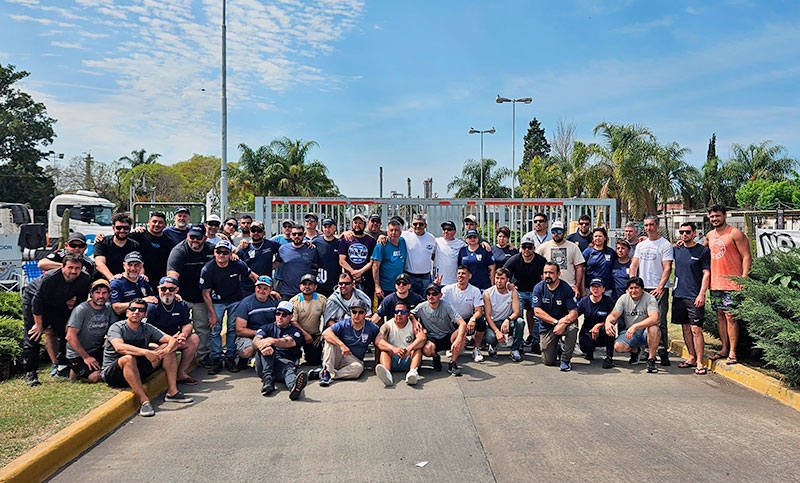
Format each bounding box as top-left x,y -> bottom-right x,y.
668,339 -> 800,412
0,358 -> 195,483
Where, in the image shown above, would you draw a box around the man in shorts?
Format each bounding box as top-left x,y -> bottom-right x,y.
289,274 -> 328,366
374,300 -> 426,386
412,283 -> 467,376
65,279 -> 114,383
604,277 -> 661,373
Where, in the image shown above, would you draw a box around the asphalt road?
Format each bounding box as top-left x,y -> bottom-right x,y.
51,349 -> 800,483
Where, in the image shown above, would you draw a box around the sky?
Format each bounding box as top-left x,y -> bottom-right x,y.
3,0 -> 800,199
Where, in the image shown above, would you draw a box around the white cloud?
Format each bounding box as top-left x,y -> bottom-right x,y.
8,14 -> 79,28
0,51 -> 8,60
614,16 -> 675,34
51,40 -> 84,49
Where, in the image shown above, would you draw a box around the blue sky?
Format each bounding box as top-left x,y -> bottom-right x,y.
3,0 -> 800,198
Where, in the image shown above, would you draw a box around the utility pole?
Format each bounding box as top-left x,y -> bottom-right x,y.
83,152 -> 93,188
219,0 -> 229,219
379,167 -> 383,197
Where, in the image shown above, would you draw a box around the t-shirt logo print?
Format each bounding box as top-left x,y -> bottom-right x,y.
349,243 -> 368,264
551,248 -> 567,270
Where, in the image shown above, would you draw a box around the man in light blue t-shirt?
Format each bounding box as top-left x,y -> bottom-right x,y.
371,219 -> 407,300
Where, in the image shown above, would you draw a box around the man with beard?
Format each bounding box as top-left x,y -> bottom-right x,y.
253,301 -> 307,399
504,234 -> 547,354
319,299 -> 380,386
604,277 -> 661,374
413,283 -> 467,377
276,224 -> 320,300
110,251 -> 157,319
234,276 -> 280,366
374,300 -> 425,386
129,211 -> 176,292
371,273 -> 424,325
94,212 -> 140,280
533,262 -> 579,371
289,274 -> 327,366
163,207 -> 192,245
567,214 -> 593,252
312,218 -> 341,297
38,232 -> 95,275
236,220 -> 280,297
65,279 -> 114,383
339,214 -> 377,300
371,219 -> 407,301
303,213 -> 320,240
536,221 -> 585,299
522,213 -> 553,248
145,276 -> 200,385
366,213 -> 386,239
324,271 -> 373,327
233,215 -> 253,245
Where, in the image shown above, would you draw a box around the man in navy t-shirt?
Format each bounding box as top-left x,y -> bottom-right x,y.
110,252 -> 156,319
276,224 -> 320,300
577,278 -> 616,369
312,218 -> 341,297
233,275 -> 280,363
145,276 -> 199,384
371,273 -> 424,325
253,300 -> 307,400
533,262 -> 578,370
319,298 -> 379,386
235,221 -> 280,296
338,214 -> 377,300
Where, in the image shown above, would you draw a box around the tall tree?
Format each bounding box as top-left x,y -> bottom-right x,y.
0,64 -> 56,210
447,158 -> 511,198
521,117 -> 550,171
118,148 -> 161,168
548,118 -> 576,165
652,142 -> 701,213
516,156 -> 564,198
723,140 -> 797,185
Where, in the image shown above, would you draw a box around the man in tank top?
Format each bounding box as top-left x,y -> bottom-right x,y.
374,300 -> 426,386
705,205 -> 751,365
482,268 -> 523,362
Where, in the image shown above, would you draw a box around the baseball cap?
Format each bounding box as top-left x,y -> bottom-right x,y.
463,214 -> 478,224
254,275 -> 272,287
66,232 -> 86,243
349,298 -> 370,311
352,214 -> 367,223
395,273 -> 410,284
214,239 -> 234,252
282,218 -> 295,227
90,279 -> 110,291
425,283 -> 442,295
304,213 -> 318,221
368,213 -> 381,222
589,278 -> 605,287
321,217 -> 336,226
520,234 -> 535,246
175,207 -> 190,215
277,301 -> 294,312
206,214 -> 221,224
123,251 -> 143,263
465,228 -> 480,238
551,221 -> 565,230
188,223 -> 206,236
158,276 -> 179,286
441,220 -> 456,229
300,273 -> 317,284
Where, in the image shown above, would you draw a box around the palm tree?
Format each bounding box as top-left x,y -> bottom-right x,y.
265,137 -> 340,196
447,158 -> 511,198
236,142 -> 274,195
652,142 -> 701,213
723,140 -> 797,185
118,148 -> 161,168
516,156 -> 564,198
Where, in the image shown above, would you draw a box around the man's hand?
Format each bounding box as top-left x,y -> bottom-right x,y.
28,322 -> 44,341
66,296 -> 77,310
132,227 -> 146,233
95,233 -> 106,242
625,326 -> 636,340
260,345 -> 274,356
500,320 -> 510,334
154,344 -> 169,356
467,319 -> 476,335
434,274 -> 443,285
342,230 -> 355,242
143,296 -> 158,304
174,332 -> 186,344
341,345 -> 352,356
303,331 -> 312,344
480,241 -> 492,252
312,335 -> 322,347
112,273 -> 123,280
238,239 -> 250,250
209,312 -> 220,328
269,291 -> 281,300
376,234 -> 387,245
573,286 -> 580,298
590,324 -> 601,340
553,320 -> 565,336
144,350 -> 161,366
375,287 -> 384,300
83,355 -> 100,371
392,346 -> 405,357
650,287 -> 664,298
694,292 -> 705,308
494,328 -> 506,344
605,322 -> 616,337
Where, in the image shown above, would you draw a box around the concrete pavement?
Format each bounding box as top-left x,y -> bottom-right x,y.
51,351 -> 800,483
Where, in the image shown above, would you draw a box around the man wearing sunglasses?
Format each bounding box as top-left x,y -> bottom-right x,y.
522,213 -> 552,248
433,220 -> 466,286
371,273 -> 423,325
253,301 -> 307,399
324,271 -> 373,328
222,217 -> 239,241
145,276 -> 200,385
276,224 -> 321,301
504,234 -> 547,355
375,300 -> 425,386
102,298 -> 193,417
129,211 -> 176,293
319,298 -> 379,386
567,214 -> 593,252
413,283 -> 467,376
94,212 -> 140,280
339,214 -> 377,300
303,213 -> 320,240
38,231 -> 95,275
400,214 -> 436,297
269,218 -> 294,292
110,251 -> 156,319
536,221 -> 585,299
167,223 -> 215,366
235,220 -> 280,297
312,217 -> 341,297
233,275 -> 280,367
289,274 -> 327,366
205,214 -> 224,246
201,239 -> 259,374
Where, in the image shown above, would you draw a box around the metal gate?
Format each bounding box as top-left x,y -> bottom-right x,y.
255,197 -> 616,245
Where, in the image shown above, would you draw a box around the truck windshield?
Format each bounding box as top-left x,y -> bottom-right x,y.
91,206 -> 113,226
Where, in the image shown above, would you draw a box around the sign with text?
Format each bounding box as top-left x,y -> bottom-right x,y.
756,229 -> 800,257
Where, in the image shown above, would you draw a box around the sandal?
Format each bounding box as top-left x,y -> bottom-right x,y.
725,357 -> 738,365
678,361 -> 695,368
708,352 -> 727,361
695,367 -> 708,375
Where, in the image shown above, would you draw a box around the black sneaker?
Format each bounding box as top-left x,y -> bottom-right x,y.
523,335 -> 534,347
647,358 -> 658,373
629,350 -> 640,365
530,343 -> 541,355
237,357 -> 250,370
448,361 -> 462,377
602,357 -> 614,369
433,353 -> 443,372
308,368 -> 322,380
290,372 -> 307,400
165,391 -> 194,403
487,344 -> 497,357
261,380 -> 275,395
584,350 -> 594,362
225,358 -> 239,373
658,350 -> 671,366
209,358 -> 222,375
56,365 -> 70,378
24,371 -> 41,387
197,356 -> 212,368
640,350 -> 649,362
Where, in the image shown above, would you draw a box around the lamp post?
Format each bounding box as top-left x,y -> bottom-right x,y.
495,95 -> 532,198
220,0 -> 228,219
47,150 -> 64,196
468,127 -> 495,198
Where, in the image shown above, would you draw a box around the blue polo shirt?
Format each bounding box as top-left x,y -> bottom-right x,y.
582,246 -> 616,289
457,246 -> 495,290
255,322 -> 303,360
146,300 -> 192,335
110,276 -> 153,304
234,293 -> 280,330
330,318 -> 380,361
532,279 -> 577,333
673,244 -> 710,299
611,259 -> 631,301
371,238 -> 407,292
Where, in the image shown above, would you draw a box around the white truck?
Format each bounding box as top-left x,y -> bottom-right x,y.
47,190 -> 114,241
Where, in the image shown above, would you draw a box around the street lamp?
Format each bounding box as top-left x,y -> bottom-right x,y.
468,127 -> 495,198
220,0 -> 228,219
47,150 -> 64,196
496,95 -> 532,198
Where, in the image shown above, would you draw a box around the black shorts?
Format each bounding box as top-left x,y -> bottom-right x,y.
671,297 -> 705,327
102,356 -> 158,388
430,333 -> 454,352
68,348 -> 104,379
469,316 -> 487,333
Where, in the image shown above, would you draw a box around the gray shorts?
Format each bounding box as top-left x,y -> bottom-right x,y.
235,336 -> 253,355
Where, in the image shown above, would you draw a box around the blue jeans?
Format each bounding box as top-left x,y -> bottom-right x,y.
211,301 -> 239,360
484,318 -> 525,351
255,353 -> 298,388
517,291 -> 540,345
407,272 -> 432,298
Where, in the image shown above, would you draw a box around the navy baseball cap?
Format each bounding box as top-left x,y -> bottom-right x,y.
158,276 -> 179,286
175,207 -> 190,215
465,228 -> 479,238
123,251 -> 143,263
188,223 -> 206,236
589,278 -> 605,287
321,217 -> 336,226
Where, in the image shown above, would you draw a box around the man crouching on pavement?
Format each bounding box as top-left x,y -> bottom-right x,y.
102,298 -> 194,417
253,301 -> 308,400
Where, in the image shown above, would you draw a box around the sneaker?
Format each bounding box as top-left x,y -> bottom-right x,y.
375,364 -> 393,386
248,357 -> 256,368
237,357 -> 250,370
56,365 -> 70,378
448,361 -> 462,376
659,350 -> 671,366
629,350 -> 640,365
177,376 -> 200,385
523,335 -> 534,347
560,361 -> 572,372
647,358 -> 658,373
584,350 -> 594,361
165,391 -> 194,403
49,363 -> 58,377
197,356 -> 213,368
433,353 -> 443,372
139,401 -> 155,417
574,346 -> 584,356
209,358 -> 222,375
640,350 -> 650,362
473,347 -> 484,363
445,350 -> 453,358
308,368 -> 322,380
261,381 -> 275,395
289,372 -> 307,400
225,357 -> 239,373
319,369 -> 332,386
24,371 -> 41,387
602,357 -> 614,369
487,344 -> 497,358
510,350 -> 522,362
465,337 -> 475,349
530,343 -> 541,355
405,369 -> 419,385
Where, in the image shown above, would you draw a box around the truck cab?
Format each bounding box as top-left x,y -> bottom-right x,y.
48,191 -> 114,240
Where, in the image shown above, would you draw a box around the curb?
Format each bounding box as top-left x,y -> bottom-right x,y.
668,339 -> 800,412
0,359 -> 196,483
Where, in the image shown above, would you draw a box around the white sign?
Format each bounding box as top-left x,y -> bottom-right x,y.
756,229 -> 800,257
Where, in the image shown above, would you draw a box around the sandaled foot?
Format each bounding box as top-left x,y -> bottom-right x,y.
678,360 -> 695,368
695,367 -> 708,375
708,352 -> 727,361
725,356 -> 738,365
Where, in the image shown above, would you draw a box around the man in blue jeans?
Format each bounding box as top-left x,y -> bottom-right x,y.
253,300 -> 307,400
200,239 -> 259,375
503,234 -> 546,354
482,268 -> 524,361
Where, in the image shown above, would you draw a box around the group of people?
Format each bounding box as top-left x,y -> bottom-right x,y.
21,204 -> 750,417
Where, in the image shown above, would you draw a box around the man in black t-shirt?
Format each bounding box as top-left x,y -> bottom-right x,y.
312,217 -> 341,297
371,273 -> 424,325
94,213 -> 140,280
130,211 -> 176,292
38,232 -> 95,275
504,235 -> 547,354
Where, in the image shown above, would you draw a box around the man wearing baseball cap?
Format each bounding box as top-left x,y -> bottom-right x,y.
303,213 -> 320,240
319,298 -> 380,386
253,300 -> 307,400
433,220 -> 466,286
413,282 -> 468,376
371,273 -> 424,325
234,275 -> 280,368
129,211 -> 176,293
205,214 -> 223,246
536,220 -> 585,299
38,231 -> 95,275
110,251 -> 156,319
163,207 -> 192,245
145,276 -> 200,384
366,213 -> 386,240
577,278 -> 616,369
311,217 -> 341,297
270,218 -> 296,293
65,279 -> 115,383
289,273 -> 327,366
235,220 -> 281,297
504,234 -> 547,354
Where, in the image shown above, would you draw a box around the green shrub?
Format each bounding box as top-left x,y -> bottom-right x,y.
0,315 -> 24,363
0,292 -> 22,319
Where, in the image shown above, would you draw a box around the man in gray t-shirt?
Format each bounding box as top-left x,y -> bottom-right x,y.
603,277 -> 661,373
102,298 -> 193,417
66,279 -> 115,383
410,283 -> 466,376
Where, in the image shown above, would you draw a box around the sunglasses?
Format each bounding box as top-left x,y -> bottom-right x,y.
127,306 -> 147,313
159,286 -> 177,292
350,309 -> 366,315
189,235 -> 204,241
678,230 -> 692,234
442,227 -> 455,232
276,310 -> 291,317
215,250 -> 231,255
291,233 -> 304,237
412,222 -> 425,227
394,309 -> 407,315
396,281 -> 409,286
534,220 -> 546,224
579,222 -> 590,226
250,227 -> 264,233
426,291 -> 439,296
338,281 -> 353,286
207,221 -> 220,227
225,222 -> 238,227
67,242 -> 86,248
521,245 -> 534,250
551,229 -> 564,234
114,225 -> 131,231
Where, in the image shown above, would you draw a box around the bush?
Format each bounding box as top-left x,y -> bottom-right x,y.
0,292 -> 22,319
0,315 -> 23,364
730,249 -> 800,386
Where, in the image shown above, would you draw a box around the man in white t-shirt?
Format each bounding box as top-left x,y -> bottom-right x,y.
535,221 -> 585,298
401,214 -> 437,297
433,220 -> 467,286
374,300 -> 426,386
629,215 -> 673,366
442,266 -> 485,363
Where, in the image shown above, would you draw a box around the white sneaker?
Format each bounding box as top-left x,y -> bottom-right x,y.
405,369 -> 419,385
445,350 -> 453,358
375,363 -> 393,386
473,347 -> 484,363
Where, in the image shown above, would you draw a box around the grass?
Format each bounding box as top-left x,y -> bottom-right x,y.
0,366 -> 118,468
